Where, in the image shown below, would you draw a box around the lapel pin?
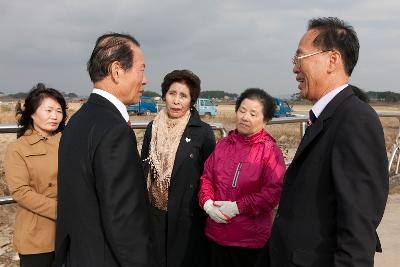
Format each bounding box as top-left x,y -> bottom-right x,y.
185,137 -> 191,143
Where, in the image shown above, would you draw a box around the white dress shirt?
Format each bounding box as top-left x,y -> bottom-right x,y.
92,88 -> 129,122
311,84 -> 349,119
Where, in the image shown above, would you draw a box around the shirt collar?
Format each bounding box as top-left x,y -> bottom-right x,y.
25,129 -> 61,145
92,88 -> 129,122
311,84 -> 348,118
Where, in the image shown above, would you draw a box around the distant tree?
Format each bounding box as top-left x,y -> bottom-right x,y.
67,92 -> 78,98
200,91 -> 238,99
367,91 -> 400,102
143,90 -> 161,97
290,92 -> 302,101
8,92 -> 28,99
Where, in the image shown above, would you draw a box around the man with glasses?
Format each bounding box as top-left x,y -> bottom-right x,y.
257,17 -> 388,267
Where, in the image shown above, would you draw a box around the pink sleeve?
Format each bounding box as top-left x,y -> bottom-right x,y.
236,144 -> 286,216
198,150 -> 216,208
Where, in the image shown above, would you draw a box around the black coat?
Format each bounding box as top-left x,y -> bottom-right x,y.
258,86 -> 389,267
141,110 -> 215,267
54,94 -> 151,267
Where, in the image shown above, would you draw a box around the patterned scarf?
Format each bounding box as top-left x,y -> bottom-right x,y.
145,108 -> 190,210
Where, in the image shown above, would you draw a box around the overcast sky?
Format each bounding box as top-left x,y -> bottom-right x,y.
0,0 -> 399,97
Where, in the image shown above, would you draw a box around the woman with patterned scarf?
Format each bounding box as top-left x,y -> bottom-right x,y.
141,69 -> 215,267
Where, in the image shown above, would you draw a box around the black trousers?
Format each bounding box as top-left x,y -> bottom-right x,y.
149,205 -> 167,267
210,241 -> 262,267
19,252 -> 54,267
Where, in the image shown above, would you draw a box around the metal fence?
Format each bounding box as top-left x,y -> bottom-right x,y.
1,112 -> 400,205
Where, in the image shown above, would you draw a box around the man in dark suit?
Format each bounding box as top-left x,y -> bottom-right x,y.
257,17 -> 389,267
54,33 -> 151,267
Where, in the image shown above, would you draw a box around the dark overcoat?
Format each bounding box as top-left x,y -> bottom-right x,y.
54,93 -> 151,267
258,86 -> 389,267
141,110 -> 215,267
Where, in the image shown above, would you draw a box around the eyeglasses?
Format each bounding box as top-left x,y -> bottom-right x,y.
292,50 -> 331,66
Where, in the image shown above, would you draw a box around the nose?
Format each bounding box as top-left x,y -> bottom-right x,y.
173,95 -> 180,104
241,112 -> 249,121
293,63 -> 300,74
142,73 -> 148,85
50,111 -> 58,119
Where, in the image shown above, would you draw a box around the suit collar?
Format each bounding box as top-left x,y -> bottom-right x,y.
311,84 -> 348,118
291,86 -> 354,163
87,93 -> 126,121
92,89 -> 129,122
318,85 -> 354,122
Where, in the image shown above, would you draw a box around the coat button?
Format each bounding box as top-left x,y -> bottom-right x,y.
189,153 -> 194,159
48,182 -> 52,187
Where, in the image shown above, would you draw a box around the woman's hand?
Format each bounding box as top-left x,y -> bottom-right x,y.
203,200 -> 230,223
214,201 -> 239,219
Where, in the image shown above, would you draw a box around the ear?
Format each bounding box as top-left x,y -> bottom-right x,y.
110,61 -> 122,83
327,50 -> 342,73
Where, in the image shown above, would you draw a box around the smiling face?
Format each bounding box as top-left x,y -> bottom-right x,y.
165,82 -> 191,119
31,97 -> 63,137
235,98 -> 265,137
118,45 -> 147,105
293,30 -> 331,102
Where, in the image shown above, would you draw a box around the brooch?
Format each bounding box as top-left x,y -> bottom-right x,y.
185,137 -> 191,143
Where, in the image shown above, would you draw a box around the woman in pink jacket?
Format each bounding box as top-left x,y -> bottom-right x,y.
198,88 -> 286,267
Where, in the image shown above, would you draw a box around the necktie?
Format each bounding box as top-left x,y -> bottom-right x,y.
307,110 -> 317,127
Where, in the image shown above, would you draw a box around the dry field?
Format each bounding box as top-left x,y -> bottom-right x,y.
0,101 -> 399,266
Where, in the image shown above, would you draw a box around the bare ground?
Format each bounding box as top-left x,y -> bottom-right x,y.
0,103 -> 399,266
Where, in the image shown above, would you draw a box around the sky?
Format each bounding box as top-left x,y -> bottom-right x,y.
0,0 -> 399,97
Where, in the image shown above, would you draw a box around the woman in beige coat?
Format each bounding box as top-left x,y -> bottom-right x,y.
5,83 -> 67,267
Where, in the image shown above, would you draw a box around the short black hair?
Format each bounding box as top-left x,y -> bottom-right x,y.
17,83 -> 68,138
235,88 -> 276,122
161,70 -> 201,106
308,17 -> 359,76
87,33 -> 140,83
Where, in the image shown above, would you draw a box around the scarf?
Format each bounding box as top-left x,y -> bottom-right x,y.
146,108 -> 191,210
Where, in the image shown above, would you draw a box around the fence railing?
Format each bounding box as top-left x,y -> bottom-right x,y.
1,112 -> 399,205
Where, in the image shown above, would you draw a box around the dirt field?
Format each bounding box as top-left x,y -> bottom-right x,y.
0,102 -> 399,266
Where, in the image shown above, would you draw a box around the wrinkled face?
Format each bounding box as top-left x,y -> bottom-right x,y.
118,45 -> 147,105
31,97 -> 63,137
293,30 -> 331,102
165,82 -> 191,119
235,98 -> 265,136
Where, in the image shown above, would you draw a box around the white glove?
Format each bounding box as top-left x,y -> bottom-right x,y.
214,201 -> 239,219
203,200 -> 229,224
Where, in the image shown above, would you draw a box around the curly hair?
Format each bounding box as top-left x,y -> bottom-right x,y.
161,70 -> 201,106
17,83 -> 68,138
235,88 -> 276,122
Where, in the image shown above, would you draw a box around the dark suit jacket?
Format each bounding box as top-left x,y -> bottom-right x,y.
258,86 -> 389,267
54,93 -> 151,267
141,110 -> 215,267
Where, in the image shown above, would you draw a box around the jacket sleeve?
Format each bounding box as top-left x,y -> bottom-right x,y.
93,124 -> 150,267
4,144 -> 57,220
332,109 -> 388,266
236,144 -> 286,216
198,149 -> 217,208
